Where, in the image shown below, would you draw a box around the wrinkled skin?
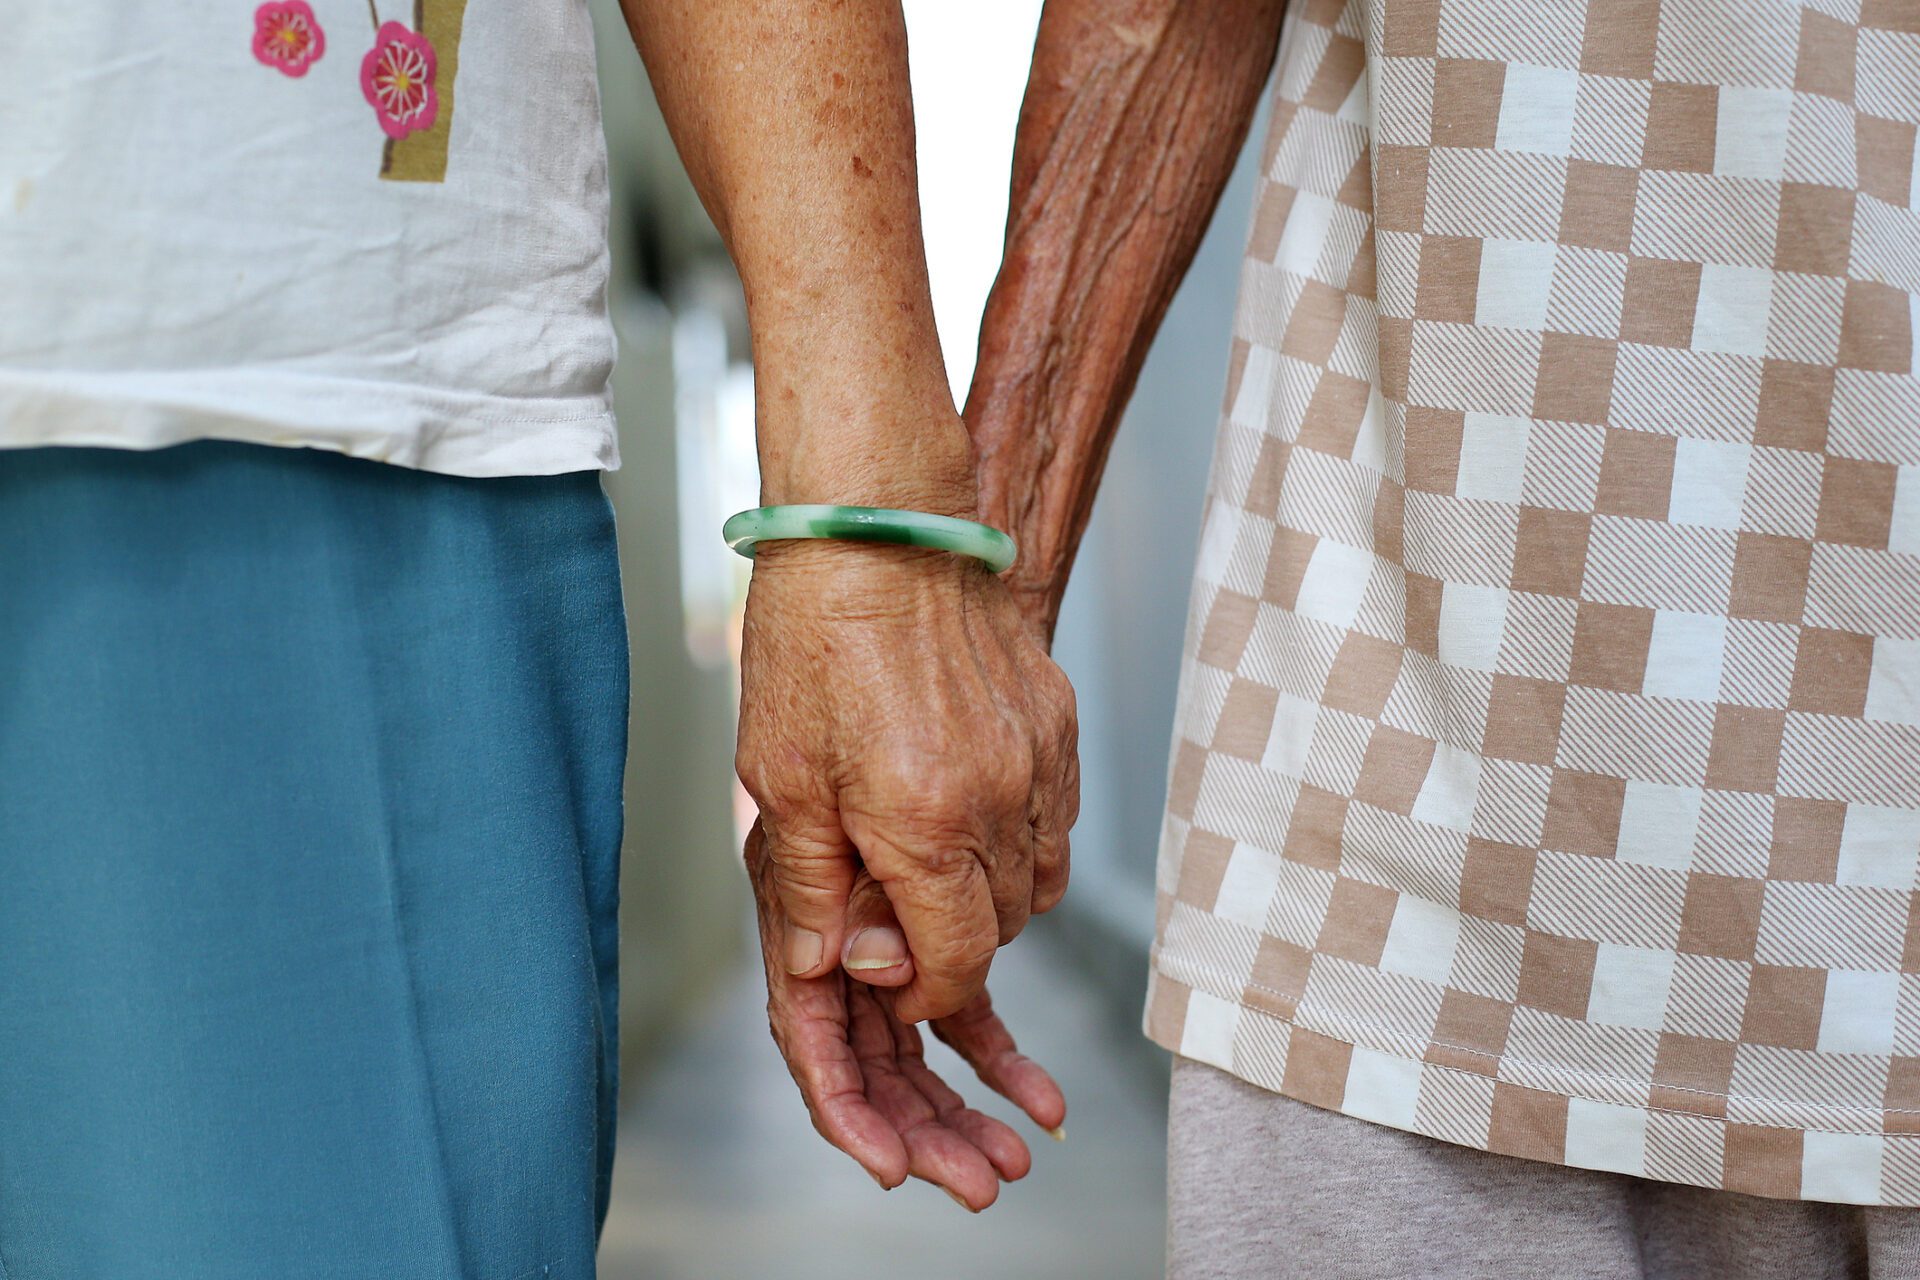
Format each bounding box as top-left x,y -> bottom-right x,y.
736,539 -> 1077,1204
749,825 -> 1068,1208
736,539 -> 1079,1020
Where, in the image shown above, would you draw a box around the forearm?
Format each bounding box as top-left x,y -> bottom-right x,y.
966,0 -> 1288,635
618,0 -> 973,515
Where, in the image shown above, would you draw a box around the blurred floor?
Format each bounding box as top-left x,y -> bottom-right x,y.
597,921 -> 1169,1280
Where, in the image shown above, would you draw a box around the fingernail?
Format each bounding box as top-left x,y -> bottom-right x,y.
785,926 -> 824,974
868,1169 -> 891,1190
1048,1125 -> 1066,1143
944,1187 -> 979,1213
844,926 -> 909,972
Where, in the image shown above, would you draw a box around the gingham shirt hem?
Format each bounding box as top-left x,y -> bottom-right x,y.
1146,952 -> 1920,1206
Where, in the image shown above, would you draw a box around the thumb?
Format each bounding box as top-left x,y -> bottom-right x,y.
841,871 -> 913,988
761,820 -> 859,979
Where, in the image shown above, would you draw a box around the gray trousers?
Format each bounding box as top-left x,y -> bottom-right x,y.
1167,1058 -> 1920,1279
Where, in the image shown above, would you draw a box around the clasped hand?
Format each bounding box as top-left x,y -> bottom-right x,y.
735,535 -> 1078,1210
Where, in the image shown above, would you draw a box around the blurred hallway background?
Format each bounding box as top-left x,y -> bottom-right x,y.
597,930 -> 1168,1279
586,4 -> 1265,1275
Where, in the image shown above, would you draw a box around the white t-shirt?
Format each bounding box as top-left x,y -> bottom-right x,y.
0,1 -> 619,477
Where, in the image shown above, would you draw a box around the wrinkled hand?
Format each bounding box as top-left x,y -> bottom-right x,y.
748,820 -> 1067,1208
735,538 -> 1078,1024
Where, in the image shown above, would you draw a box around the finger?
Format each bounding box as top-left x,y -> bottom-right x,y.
983,813 -> 1035,946
875,853 -> 1000,1024
840,738 -> 1024,1014
895,1052 -> 1033,1182
762,962 -> 910,1187
1029,707 -> 1078,916
1032,748 -> 1078,914
936,1106 -> 1033,1184
971,706 -> 1037,946
760,818 -> 858,980
842,871 -> 913,987
846,719 -> 1036,951
883,1009 -> 1032,1180
848,986 -> 1002,1210
931,989 -> 1068,1135
1021,656 -> 1082,917
747,822 -> 910,1187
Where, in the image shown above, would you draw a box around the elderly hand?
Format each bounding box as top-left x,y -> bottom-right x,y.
746,821 -> 1067,1207
735,534 -> 1078,1025
733,527 -> 1076,1205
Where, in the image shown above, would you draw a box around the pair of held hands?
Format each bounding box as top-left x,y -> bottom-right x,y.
736,532 -> 1079,1212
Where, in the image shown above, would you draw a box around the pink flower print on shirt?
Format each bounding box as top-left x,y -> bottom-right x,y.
252,1 -> 325,77
360,22 -> 438,139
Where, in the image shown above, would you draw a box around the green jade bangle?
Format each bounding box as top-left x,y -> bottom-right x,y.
722,504 -> 1018,574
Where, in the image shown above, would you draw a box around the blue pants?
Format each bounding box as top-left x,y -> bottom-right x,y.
0,443 -> 629,1279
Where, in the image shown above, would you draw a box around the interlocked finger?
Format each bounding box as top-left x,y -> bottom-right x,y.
929,989 -> 1068,1135
847,985 -> 1002,1209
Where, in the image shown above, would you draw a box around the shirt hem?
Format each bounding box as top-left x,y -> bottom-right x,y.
1146,948 -> 1920,1207
0,372 -> 621,478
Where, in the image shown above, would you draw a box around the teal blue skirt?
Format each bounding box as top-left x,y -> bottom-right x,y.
0,442 -> 629,1279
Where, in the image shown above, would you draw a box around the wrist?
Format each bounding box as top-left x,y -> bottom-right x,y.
756,409 -> 980,518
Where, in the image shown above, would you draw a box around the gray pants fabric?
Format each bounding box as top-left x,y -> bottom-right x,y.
1167,1058 -> 1920,1279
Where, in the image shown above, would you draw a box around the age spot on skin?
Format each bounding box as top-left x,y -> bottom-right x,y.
851,154 -> 873,178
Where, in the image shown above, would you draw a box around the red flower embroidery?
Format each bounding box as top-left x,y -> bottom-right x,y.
360,22 -> 439,139
252,1 -> 325,77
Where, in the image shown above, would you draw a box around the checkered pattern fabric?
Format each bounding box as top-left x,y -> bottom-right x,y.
1143,0 -> 1920,1204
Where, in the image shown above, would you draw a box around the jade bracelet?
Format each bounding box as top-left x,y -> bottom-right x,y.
721,504 -> 1018,574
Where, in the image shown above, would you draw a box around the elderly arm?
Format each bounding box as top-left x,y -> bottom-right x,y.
968,0 -> 1292,639
622,0 -> 972,517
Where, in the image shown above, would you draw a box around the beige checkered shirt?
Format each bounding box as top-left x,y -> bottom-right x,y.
1143,0 -> 1920,1204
